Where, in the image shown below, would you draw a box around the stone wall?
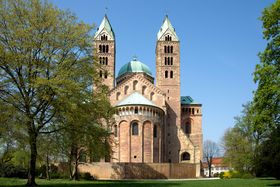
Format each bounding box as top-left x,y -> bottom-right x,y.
77,162 -> 199,179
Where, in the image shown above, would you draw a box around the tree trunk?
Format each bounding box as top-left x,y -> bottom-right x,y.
26,131 -> 38,186
72,146 -> 79,181
46,152 -> 50,181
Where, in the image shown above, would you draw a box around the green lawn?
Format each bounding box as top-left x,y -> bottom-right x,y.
0,177 -> 279,187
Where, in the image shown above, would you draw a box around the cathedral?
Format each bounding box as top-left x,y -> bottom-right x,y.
94,14 -> 203,165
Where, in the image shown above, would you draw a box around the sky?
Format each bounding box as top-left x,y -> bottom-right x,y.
50,0 -> 275,144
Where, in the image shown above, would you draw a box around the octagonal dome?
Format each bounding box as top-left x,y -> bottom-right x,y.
117,58 -> 152,78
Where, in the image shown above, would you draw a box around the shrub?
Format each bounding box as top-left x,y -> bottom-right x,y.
241,173 -> 254,179
219,172 -> 225,179
223,171 -> 232,179
231,170 -> 242,178
81,172 -> 95,180
0,163 -> 27,178
213,173 -> 219,177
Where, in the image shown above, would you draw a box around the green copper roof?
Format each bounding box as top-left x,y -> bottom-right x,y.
181,96 -> 199,105
116,91 -> 156,107
94,14 -> 115,39
117,58 -> 153,78
157,15 -> 179,40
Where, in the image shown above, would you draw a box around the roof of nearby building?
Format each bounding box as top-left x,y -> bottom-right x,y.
117,58 -> 153,78
94,14 -> 115,39
116,91 -> 156,107
203,157 -> 229,168
181,96 -> 199,105
157,15 -> 179,40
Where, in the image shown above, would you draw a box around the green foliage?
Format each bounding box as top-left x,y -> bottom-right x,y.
219,172 -> 225,179
0,163 -> 27,178
252,0 -> 280,138
221,103 -> 256,174
254,127 -> 280,179
0,0 -> 113,185
80,172 -> 95,180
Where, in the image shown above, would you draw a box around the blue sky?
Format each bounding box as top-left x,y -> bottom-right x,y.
50,0 -> 275,143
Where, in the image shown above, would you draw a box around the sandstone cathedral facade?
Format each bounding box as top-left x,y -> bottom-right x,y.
94,14 -> 203,165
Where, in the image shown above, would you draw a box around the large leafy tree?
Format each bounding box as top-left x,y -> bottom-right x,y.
251,0 -> 280,178
0,0 -> 107,185
252,0 -> 280,138
221,103 -> 256,173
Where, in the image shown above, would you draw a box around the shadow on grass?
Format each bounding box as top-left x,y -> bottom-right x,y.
9,181 -> 181,187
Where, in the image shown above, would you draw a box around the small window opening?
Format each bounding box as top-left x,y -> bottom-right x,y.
165,71 -> 168,78
104,71 -> 108,79
153,125 -> 157,138
171,57 -> 173,65
132,122 -> 138,135
134,155 -> 137,159
181,152 -> 190,161
114,125 -> 117,137
170,71 -> 173,78
135,107 -> 138,114
185,123 -> 190,134
171,46 -> 173,53
99,70 -> 102,78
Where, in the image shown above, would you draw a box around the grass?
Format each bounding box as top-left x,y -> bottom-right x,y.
0,177 -> 279,187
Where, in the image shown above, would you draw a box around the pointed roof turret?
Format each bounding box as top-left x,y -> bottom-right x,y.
94,14 -> 115,39
157,15 -> 179,41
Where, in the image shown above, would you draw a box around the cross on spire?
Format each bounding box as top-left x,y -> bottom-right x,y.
105,7 -> 108,14
165,9 -> 168,17
133,55 -> 137,61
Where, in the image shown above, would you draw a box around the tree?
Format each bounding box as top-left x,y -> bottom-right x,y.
203,140 -> 219,177
0,0 -> 104,185
250,0 -> 280,178
252,0 -> 280,139
221,102 -> 259,174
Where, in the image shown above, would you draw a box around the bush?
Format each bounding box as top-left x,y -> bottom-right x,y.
231,170 -> 242,178
50,173 -> 68,179
80,172 -> 95,180
219,172 -> 225,179
213,173 -> 219,177
223,171 -> 232,179
0,163 -> 27,178
241,172 -> 254,179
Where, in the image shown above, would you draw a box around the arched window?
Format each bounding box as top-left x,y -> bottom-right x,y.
132,122 -> 138,135
150,92 -> 154,101
164,46 -> 167,53
106,57 -> 108,65
165,71 -> 168,78
114,125 -> 117,137
99,57 -> 102,64
99,45 -> 102,53
153,125 -> 157,138
181,152 -> 190,161
99,70 -> 102,78
104,71 -> 108,79
133,80 -> 138,90
185,122 -> 190,134
168,57 -> 170,65
171,57 -> 173,65
106,45 -> 109,53
124,85 -> 129,95
165,57 -> 167,65
170,71 -> 173,78
171,46 -> 173,53
135,107 -> 138,114
142,85 -> 146,95
167,46 -> 170,53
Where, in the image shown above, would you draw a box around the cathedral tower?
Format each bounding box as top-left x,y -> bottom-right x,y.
94,14 -> 116,89
156,16 -> 181,162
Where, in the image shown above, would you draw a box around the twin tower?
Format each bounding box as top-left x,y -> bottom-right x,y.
93,14 -> 202,166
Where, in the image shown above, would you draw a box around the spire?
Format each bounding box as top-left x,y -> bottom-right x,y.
157,15 -> 178,41
94,13 -> 115,39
